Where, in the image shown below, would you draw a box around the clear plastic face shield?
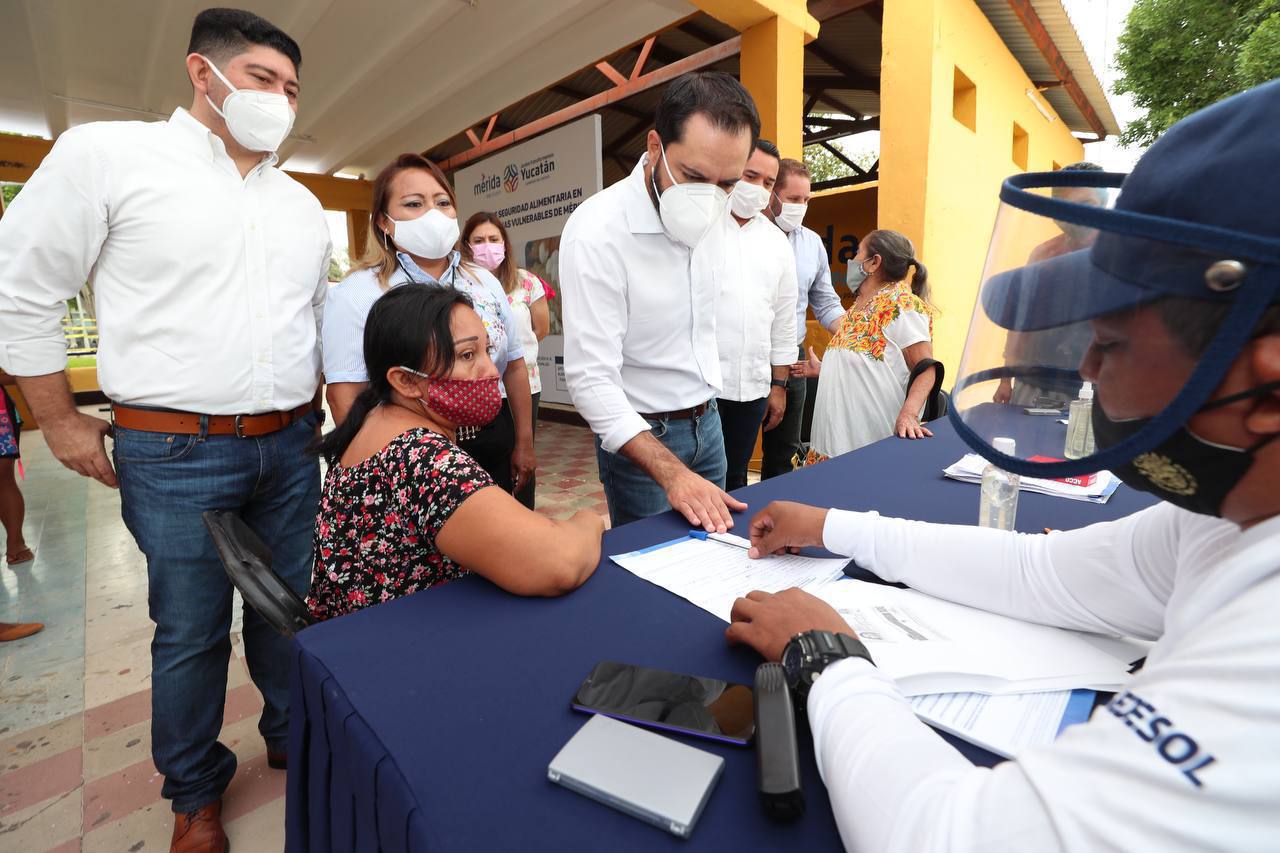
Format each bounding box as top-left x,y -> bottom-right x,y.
950,169 -> 1280,481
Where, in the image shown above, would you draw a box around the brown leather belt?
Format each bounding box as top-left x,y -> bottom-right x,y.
638,401 -> 712,421
111,403 -> 312,438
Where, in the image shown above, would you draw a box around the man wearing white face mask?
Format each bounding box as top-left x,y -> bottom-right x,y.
561,72 -> 758,531
717,139 -> 798,491
761,158 -> 845,478
0,9 -> 329,849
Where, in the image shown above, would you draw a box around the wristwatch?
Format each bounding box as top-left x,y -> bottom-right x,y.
770,378 -> 789,389
781,630 -> 874,705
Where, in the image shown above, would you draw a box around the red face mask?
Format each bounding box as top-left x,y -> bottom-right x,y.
401,367 -> 501,427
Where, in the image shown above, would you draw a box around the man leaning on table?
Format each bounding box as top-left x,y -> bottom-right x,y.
0,8 -> 329,852
727,81 -> 1280,851
560,71 -> 757,531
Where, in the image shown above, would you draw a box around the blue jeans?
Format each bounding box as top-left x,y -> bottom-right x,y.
717,397 -> 768,491
114,411 -> 320,813
595,402 -> 727,528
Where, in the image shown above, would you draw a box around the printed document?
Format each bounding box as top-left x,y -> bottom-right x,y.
611,537 -> 848,623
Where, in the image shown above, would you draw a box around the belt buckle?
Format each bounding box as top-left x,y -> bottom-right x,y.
234,415 -> 247,438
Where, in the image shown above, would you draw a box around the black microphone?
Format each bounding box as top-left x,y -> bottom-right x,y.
753,662 -> 804,821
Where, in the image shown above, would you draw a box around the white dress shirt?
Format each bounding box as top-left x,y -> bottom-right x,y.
0,108 -> 331,414
560,157 -> 730,453
808,503 -> 1279,852
789,224 -> 845,345
716,213 -> 797,401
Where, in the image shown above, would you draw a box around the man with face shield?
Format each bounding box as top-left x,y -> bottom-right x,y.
561,72 -> 759,531
720,80 -> 1280,851
993,161 -> 1108,407
0,8 -> 329,849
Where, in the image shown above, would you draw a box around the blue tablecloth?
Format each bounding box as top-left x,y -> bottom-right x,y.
286,417 -> 1155,852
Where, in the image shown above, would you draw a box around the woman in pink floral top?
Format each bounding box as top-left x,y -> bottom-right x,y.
308,285 -> 603,621
800,230 -> 939,464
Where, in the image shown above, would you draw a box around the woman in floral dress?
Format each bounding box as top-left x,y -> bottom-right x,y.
308,285 -> 604,621
801,230 -> 938,464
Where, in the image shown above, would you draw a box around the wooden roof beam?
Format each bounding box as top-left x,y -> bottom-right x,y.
1005,0 -> 1107,139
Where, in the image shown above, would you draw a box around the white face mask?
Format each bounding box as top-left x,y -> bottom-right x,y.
389,208 -> 460,260
201,56 -> 295,153
729,180 -> 772,220
651,146 -> 728,248
774,200 -> 808,233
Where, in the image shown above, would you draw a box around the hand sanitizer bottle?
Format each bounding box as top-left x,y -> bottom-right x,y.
979,437 -> 1020,531
1064,382 -> 1096,460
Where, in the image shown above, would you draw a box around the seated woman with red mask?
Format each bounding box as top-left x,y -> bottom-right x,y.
308,284 -> 604,620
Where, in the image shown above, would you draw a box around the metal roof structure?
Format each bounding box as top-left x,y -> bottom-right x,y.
0,0 -> 1115,184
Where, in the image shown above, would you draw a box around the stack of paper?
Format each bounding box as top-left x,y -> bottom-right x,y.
909,689 -> 1095,759
943,453 -> 1120,504
611,536 -> 849,623
813,579 -> 1139,696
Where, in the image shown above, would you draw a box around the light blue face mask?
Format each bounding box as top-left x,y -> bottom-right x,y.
846,260 -> 869,288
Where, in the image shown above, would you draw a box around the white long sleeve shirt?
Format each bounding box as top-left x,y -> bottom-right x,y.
0,108 -> 330,414
560,157 -> 730,452
715,213 -> 797,402
788,224 -> 844,345
807,502 -> 1279,851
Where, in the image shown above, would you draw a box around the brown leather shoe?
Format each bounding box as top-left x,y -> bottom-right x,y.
171,800 -> 229,853
0,622 -> 43,642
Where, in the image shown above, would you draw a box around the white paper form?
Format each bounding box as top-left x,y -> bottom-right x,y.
814,579 -> 1134,696
943,453 -> 1121,504
909,690 -> 1091,759
611,537 -> 849,623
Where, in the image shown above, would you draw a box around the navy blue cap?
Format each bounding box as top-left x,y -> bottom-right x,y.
983,79 -> 1280,332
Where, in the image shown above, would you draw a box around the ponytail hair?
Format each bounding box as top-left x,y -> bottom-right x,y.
862,229 -> 933,308
313,284 -> 474,464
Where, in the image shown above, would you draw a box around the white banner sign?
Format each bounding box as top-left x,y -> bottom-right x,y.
455,115 -> 603,405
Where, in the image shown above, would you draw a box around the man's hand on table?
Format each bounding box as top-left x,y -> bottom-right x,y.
747,500 -> 829,558
726,588 -> 856,662
665,467 -> 747,533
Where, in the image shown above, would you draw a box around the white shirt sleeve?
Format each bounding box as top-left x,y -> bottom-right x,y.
806,234 -> 845,332
821,504 -> 1185,639
0,126 -> 109,376
811,565 -> 1280,852
771,248 -> 799,366
314,242 -> 331,343
884,305 -> 931,351
321,282 -> 371,384
560,228 -> 650,453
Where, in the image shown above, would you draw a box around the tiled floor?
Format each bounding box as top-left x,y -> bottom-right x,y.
0,411 -> 604,851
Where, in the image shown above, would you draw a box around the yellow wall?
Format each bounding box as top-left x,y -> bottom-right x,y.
879,0 -> 1085,378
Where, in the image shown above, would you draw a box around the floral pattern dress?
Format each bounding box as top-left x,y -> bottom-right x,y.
807,280 -> 933,464
308,428 -> 493,620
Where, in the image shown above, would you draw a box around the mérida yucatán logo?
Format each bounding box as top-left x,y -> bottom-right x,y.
473,153 -> 557,198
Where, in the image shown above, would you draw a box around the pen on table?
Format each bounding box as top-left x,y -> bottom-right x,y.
688,530 -> 751,549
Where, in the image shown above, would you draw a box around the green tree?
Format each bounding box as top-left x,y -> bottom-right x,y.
802,143 -> 878,185
1,183 -> 20,208
1115,0 -> 1280,147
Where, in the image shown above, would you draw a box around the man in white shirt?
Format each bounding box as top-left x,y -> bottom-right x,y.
761,159 -> 845,478
725,80 -> 1280,851
0,9 -> 329,849
561,72 -> 758,530
717,139 -> 797,490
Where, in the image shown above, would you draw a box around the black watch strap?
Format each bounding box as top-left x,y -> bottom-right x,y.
790,630 -> 874,706
770,378 -> 789,389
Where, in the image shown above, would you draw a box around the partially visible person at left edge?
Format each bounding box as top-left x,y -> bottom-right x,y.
0,9 -> 329,851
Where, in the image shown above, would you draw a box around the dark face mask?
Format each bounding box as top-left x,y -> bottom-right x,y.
1091,381 -> 1280,517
